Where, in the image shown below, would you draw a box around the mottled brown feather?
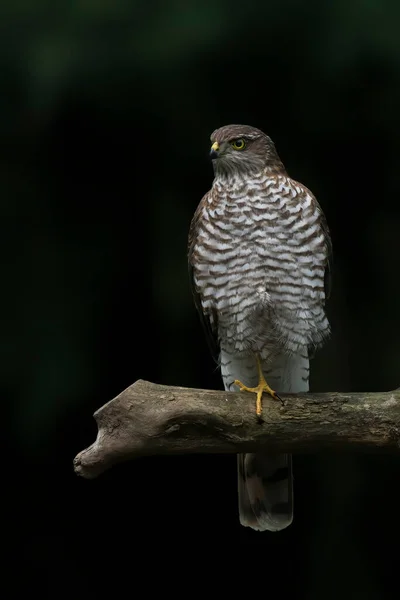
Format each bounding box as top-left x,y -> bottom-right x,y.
188,191 -> 220,360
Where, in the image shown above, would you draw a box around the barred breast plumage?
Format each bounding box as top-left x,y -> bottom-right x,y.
188,124 -> 331,531
191,172 -> 330,359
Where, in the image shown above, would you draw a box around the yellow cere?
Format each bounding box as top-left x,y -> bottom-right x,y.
211,141 -> 219,151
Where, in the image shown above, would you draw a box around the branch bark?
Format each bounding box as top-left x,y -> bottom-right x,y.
73,380 -> 400,479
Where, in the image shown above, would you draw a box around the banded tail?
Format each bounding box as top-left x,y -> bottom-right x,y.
221,350 -> 309,532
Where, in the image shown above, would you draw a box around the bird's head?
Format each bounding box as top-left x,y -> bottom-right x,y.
209,124 -> 285,178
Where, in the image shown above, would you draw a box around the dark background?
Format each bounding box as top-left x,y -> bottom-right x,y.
4,1 -> 400,597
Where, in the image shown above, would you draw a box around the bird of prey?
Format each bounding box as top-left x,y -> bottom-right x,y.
188,124 -> 331,531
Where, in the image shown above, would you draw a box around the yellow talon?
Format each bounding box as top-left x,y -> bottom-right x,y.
234,355 -> 281,417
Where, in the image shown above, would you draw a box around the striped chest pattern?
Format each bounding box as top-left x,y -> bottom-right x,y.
191,172 -> 330,354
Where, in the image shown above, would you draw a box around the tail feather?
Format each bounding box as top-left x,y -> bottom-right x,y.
237,454 -> 259,529
221,349 -> 309,532
238,453 -> 293,531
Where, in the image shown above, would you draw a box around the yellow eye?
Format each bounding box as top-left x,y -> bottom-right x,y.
231,138 -> 246,150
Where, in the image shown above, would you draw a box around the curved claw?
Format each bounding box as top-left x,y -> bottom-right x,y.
234,378 -> 282,416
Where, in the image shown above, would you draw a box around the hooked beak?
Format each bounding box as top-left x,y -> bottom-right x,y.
210,141 -> 219,159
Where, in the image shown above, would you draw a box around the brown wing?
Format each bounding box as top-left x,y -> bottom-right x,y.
188,191 -> 220,360
318,205 -> 333,302
292,180 -> 333,303
307,189 -> 332,302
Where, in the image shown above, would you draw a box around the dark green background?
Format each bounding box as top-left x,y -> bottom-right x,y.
4,1 -> 400,596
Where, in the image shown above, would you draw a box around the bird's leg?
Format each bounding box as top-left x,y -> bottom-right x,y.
234,354 -> 282,417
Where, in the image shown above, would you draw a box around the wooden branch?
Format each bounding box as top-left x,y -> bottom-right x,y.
73,380 -> 400,479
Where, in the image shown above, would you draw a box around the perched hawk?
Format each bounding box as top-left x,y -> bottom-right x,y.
188,124 -> 331,531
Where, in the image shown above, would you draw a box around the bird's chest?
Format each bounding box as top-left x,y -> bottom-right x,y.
193,185 -> 297,315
